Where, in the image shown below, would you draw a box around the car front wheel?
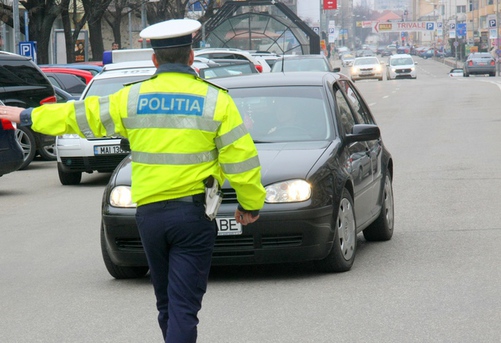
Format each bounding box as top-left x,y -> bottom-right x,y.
15,127 -> 36,169
38,142 -> 57,161
101,224 -> 149,279
315,188 -> 357,272
57,162 -> 82,185
363,171 -> 394,241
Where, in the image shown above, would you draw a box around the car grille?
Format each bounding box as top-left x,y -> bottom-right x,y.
60,155 -> 127,172
360,67 -> 374,72
116,233 -> 303,256
221,188 -> 238,204
396,68 -> 412,73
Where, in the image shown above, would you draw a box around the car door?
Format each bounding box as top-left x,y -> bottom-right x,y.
335,80 -> 383,225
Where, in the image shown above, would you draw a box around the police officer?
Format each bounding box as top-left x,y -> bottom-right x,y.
1,19 -> 266,343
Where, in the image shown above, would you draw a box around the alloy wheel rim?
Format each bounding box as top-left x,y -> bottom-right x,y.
337,197 -> 356,261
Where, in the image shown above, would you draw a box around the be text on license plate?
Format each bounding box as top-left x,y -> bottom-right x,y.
94,145 -> 126,155
216,217 -> 242,236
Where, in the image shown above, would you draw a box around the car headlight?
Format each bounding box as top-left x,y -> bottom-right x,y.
110,186 -> 137,208
265,179 -> 311,203
375,65 -> 382,72
351,67 -> 359,73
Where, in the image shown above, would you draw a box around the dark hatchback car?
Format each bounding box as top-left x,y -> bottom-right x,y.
0,52 -> 57,169
100,72 -> 394,279
463,52 -> 496,77
0,101 -> 24,177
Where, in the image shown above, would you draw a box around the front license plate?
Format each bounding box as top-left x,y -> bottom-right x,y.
216,217 -> 242,236
94,145 -> 126,155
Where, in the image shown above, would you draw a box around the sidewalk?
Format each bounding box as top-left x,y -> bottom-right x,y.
440,57 -> 463,69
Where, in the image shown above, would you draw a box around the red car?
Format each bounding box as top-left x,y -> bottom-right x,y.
40,67 -> 94,84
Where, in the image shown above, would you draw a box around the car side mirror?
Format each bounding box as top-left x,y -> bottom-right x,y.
332,67 -> 341,72
120,138 -> 131,152
345,124 -> 380,144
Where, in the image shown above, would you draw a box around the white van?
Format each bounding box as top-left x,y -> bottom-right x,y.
386,54 -> 417,80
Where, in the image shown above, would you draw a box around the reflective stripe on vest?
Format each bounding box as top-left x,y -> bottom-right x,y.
214,123 -> 248,150
220,155 -> 261,174
74,101 -> 94,138
99,97 -> 115,136
75,97 -> 114,138
126,82 -> 220,166
132,148 -> 218,165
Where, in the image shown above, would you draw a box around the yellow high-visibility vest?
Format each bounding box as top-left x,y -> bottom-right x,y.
31,72 -> 266,209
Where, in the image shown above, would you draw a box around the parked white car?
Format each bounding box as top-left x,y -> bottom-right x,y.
55,60 -> 156,185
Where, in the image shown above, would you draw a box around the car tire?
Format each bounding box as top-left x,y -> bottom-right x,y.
57,162 -> 82,185
363,171 -> 394,241
15,126 -> 36,170
464,72 -> 469,77
489,73 -> 495,77
38,142 -> 57,161
378,77 -> 383,81
315,188 -> 357,272
101,224 -> 149,279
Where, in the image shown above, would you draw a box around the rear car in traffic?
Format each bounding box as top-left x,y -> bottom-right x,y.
100,72 -> 395,279
463,52 -> 496,77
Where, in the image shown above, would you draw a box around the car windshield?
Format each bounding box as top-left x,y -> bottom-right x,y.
390,57 -> 414,66
471,53 -> 492,59
82,75 -> 150,98
354,58 -> 378,65
229,86 -> 332,142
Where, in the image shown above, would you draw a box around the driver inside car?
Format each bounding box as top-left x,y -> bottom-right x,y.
266,100 -> 302,136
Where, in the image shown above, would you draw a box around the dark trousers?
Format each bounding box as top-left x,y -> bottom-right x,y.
136,196 -> 216,343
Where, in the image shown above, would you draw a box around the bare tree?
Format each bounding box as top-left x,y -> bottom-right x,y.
60,0 -> 88,63
81,0 -> 113,61
0,0 -> 66,64
103,0 -> 136,49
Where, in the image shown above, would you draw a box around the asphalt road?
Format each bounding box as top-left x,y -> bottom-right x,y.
2,58 -> 501,342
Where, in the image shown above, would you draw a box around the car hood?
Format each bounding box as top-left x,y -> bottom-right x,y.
111,141 -> 331,187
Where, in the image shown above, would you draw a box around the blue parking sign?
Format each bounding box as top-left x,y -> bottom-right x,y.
19,41 -> 37,63
426,22 -> 435,30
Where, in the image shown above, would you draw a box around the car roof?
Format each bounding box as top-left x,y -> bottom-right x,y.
0,51 -> 32,61
91,62 -> 156,81
209,71 -> 341,89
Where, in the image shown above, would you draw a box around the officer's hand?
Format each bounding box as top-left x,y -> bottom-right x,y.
235,209 -> 259,226
0,106 -> 23,123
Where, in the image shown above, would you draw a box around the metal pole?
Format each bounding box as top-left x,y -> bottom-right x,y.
497,0 -> 500,75
128,10 -> 133,49
141,1 -> 147,48
13,0 -> 20,53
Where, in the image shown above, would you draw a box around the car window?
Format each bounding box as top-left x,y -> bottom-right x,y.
390,57 -> 413,66
337,80 -> 374,125
334,86 -> 356,134
229,86 -> 332,141
46,75 -> 63,89
0,60 -> 51,87
83,75 -> 151,98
